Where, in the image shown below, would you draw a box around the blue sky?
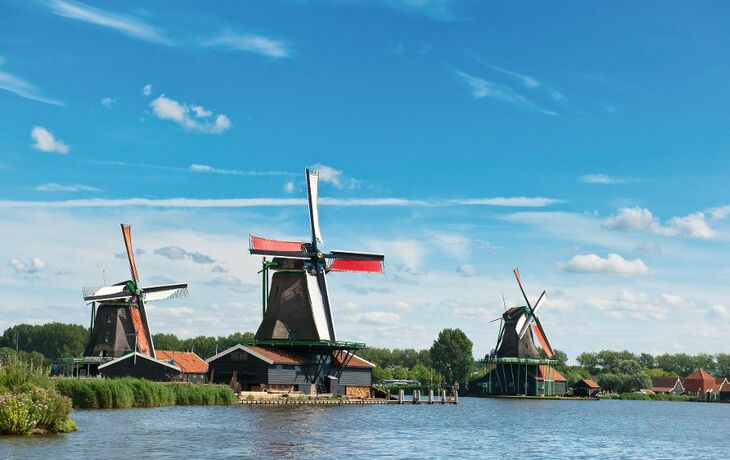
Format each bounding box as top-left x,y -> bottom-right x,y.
1,0 -> 729,360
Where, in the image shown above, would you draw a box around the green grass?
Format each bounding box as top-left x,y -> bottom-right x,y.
0,360 -> 76,435
54,378 -> 236,409
617,392 -> 693,401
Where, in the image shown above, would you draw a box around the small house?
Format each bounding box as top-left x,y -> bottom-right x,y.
719,379 -> 730,401
535,365 -> 567,396
682,368 -> 719,395
650,376 -> 684,395
572,378 -> 600,397
98,351 -> 181,381
332,351 -> 375,398
156,350 -> 208,384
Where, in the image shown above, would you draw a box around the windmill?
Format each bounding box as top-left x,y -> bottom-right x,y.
83,224 -> 188,359
240,168 -> 385,391
249,168 -> 385,342
478,268 -> 565,396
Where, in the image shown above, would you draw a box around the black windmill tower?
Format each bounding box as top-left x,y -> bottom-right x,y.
246,168 -> 385,390
481,268 -> 560,396
82,224 -> 188,362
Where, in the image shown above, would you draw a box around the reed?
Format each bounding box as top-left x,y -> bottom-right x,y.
55,378 -> 236,409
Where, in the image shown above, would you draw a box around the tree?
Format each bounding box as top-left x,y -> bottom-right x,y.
372,366 -> 393,383
152,333 -> 182,351
638,352 -> 655,369
429,328 -> 473,385
716,354 -> 730,379
0,323 -> 88,360
576,352 -> 599,374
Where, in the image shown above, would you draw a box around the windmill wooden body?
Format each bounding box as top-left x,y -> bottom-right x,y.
237,168 -> 385,392
476,268 -> 567,397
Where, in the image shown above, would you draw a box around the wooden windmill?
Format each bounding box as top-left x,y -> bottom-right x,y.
82,224 -> 188,359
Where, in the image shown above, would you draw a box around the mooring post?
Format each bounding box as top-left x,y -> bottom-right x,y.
398,389 -> 404,404
428,389 -> 434,404
386,389 -> 390,401
413,389 -> 419,404
454,390 -> 459,404
441,390 -> 446,404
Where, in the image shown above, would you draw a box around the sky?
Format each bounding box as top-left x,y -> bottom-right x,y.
1,0 -> 729,361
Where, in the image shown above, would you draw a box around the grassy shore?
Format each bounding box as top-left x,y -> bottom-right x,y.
0,361 -> 77,435
608,392 -> 694,402
54,378 -> 236,409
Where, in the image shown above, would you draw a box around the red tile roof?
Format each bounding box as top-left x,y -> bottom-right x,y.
156,350 -> 208,374
683,368 -> 718,393
535,365 -> 567,382
578,378 -> 600,389
332,351 -> 375,369
245,346 -> 310,365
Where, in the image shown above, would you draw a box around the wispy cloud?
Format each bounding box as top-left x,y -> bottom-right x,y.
31,126 -> 69,154
202,31 -> 291,58
449,197 -> 562,207
0,60 -> 63,105
9,257 -> 48,275
309,164 -> 360,189
154,245 -> 214,264
0,196 -> 563,209
35,183 -> 100,193
455,70 -> 557,116
369,0 -> 459,21
100,97 -> 116,107
580,173 -> 635,184
49,0 -> 172,45
150,95 -> 231,134
190,164 -> 295,177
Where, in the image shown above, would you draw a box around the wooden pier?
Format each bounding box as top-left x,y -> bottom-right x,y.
238,389 -> 458,405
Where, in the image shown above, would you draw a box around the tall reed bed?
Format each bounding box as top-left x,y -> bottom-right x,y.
55,378 -> 236,409
0,360 -> 76,435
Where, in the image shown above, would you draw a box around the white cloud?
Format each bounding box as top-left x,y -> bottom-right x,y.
635,241 -> 661,254
100,97 -> 115,107
580,174 -> 633,184
10,257 -> 48,275
393,300 -> 412,311
150,95 -> 231,134
603,207 -> 715,239
479,62 -> 539,88
432,233 -> 471,260
49,0 -> 171,45
35,183 -> 100,193
457,264 -> 478,277
309,164 -> 360,189
564,253 -> 648,276
345,311 -> 400,325
370,240 -> 423,269
142,84 -> 152,96
455,70 -> 557,116
0,61 -> 62,105
284,181 -> 295,193
708,304 -> 730,320
202,31 -> 291,58
30,126 -> 69,154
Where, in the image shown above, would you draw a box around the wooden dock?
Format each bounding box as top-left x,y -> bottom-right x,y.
238,389 -> 458,405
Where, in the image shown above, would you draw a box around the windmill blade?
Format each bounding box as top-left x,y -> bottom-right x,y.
305,267 -> 336,341
141,283 -> 189,302
249,235 -> 309,258
121,224 -> 140,284
531,316 -> 554,358
518,290 -> 547,338
513,267 -> 532,310
83,285 -> 131,303
306,169 -> 323,247
326,250 -> 385,273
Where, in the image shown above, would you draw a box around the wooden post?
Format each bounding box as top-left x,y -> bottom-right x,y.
386,389 -> 390,401
413,389 -> 419,404
441,390 -> 446,404
454,390 -> 459,404
398,389 -> 404,404
428,389 -> 434,404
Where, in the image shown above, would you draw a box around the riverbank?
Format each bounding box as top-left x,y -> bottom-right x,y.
54,378 -> 236,409
0,361 -> 76,436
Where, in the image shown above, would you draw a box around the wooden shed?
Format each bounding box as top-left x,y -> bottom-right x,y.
650,376 -> 684,395
572,378 -> 600,397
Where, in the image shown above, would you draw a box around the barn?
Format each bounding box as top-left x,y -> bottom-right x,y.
98,351 -> 181,381
206,344 -> 373,395
650,377 -> 684,395
156,350 -> 208,384
572,378 -> 600,397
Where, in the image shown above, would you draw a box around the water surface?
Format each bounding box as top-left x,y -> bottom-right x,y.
2,398 -> 728,459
